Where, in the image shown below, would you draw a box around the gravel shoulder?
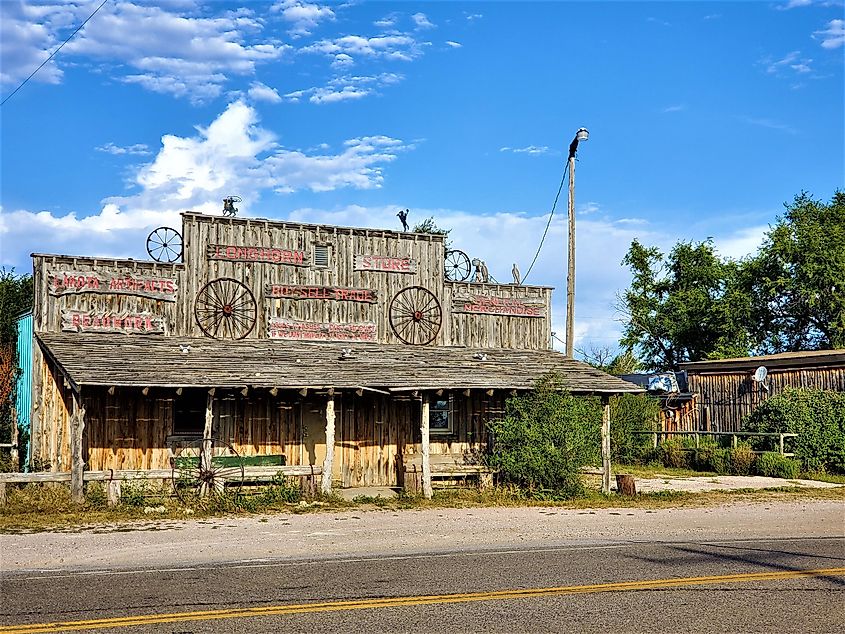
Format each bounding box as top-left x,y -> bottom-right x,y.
2,498 -> 843,575
632,475 -> 840,493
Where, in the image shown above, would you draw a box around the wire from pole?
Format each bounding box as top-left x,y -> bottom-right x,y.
520,159 -> 570,285
1,0 -> 112,107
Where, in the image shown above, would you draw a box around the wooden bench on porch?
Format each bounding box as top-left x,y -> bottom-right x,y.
403,453 -> 495,493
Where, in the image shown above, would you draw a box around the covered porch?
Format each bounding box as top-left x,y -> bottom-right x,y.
31,333 -> 642,499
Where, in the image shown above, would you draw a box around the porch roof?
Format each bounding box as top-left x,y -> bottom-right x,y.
37,333 -> 643,395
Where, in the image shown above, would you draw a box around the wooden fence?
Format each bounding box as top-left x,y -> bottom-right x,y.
0,465 -> 321,506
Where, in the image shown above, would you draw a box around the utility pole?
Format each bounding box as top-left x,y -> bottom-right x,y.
565,128 -> 588,358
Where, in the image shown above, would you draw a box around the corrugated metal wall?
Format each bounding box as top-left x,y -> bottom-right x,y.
15,312 -> 33,466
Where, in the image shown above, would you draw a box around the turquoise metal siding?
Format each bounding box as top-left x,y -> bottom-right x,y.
15,312 -> 33,464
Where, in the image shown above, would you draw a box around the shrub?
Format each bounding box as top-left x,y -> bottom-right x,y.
693,443 -> 731,475
259,474 -> 302,504
742,388 -> 845,473
84,482 -> 108,509
729,443 -> 756,476
659,439 -> 689,469
610,394 -> 661,464
756,452 -> 800,479
486,373 -> 600,497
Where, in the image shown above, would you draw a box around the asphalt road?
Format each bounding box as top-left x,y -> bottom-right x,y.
2,536 -> 844,633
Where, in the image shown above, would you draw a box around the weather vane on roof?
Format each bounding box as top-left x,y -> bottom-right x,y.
222,195 -> 242,217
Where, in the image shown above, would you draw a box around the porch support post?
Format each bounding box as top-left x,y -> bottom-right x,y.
70,389 -> 86,504
420,393 -> 433,499
601,395 -> 612,495
321,393 -> 336,495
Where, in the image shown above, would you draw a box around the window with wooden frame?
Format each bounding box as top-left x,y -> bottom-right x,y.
429,395 -> 453,435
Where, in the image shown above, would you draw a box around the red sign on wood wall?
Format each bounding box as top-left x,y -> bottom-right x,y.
48,271 -> 178,301
266,284 -> 378,304
208,244 -> 308,266
268,318 -> 377,342
353,254 -> 417,273
61,310 -> 165,334
451,294 -> 546,318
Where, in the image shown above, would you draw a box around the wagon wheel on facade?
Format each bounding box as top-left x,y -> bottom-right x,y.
146,227 -> 183,263
444,249 -> 471,282
389,286 -> 442,345
194,278 -> 257,340
171,438 -> 244,502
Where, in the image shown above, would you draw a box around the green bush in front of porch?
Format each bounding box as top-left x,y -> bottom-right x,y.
486,374 -> 600,498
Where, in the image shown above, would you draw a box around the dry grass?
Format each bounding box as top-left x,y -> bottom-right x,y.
2,480 -> 842,534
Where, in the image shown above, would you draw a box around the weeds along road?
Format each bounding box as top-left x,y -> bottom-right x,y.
1,500 -> 843,633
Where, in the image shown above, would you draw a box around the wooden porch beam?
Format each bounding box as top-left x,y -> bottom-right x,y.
70,389 -> 86,504
420,393 -> 433,499
601,395 -> 612,495
321,394 -> 336,495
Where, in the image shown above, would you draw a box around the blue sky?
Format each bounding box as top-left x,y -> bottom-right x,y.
1,0 -> 843,354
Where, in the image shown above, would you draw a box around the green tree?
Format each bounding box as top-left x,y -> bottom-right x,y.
618,239 -> 752,371
746,191 -> 845,352
411,217 -> 451,246
0,269 -> 33,453
0,268 -> 33,345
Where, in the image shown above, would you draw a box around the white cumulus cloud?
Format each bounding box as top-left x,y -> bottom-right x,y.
0,100 -> 413,266
813,19 -> 845,49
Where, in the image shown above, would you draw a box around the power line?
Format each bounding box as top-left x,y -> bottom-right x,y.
520,158 -> 570,284
1,0 -> 111,107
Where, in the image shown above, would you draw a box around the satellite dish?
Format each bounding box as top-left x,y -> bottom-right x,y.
753,366 -> 769,391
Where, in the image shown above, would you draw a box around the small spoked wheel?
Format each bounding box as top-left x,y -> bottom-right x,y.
194,278 -> 257,340
146,227 -> 183,263
171,438 -> 244,502
389,286 -> 442,345
444,249 -> 471,281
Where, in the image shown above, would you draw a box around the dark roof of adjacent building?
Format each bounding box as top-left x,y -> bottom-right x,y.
680,349 -> 845,373
37,333 -> 643,395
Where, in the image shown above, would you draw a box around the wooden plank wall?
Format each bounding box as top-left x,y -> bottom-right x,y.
688,366 -> 845,431
30,355 -> 72,472
445,283 -> 552,350
84,388 -> 172,471
660,396 -> 699,432
181,214 -> 446,344
31,256 -> 182,335
31,215 -> 554,349
73,388 -> 505,486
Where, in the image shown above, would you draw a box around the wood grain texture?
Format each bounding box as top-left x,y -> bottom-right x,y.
687,367 -> 845,432
37,332 -> 644,394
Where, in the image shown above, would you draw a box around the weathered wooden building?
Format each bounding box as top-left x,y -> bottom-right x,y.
26,212 -> 640,493
681,350 -> 845,431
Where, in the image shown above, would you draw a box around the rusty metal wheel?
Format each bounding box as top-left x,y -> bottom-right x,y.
444,249 -> 471,281
146,227 -> 183,263
389,286 -> 442,345
171,438 -> 244,501
195,278 -> 257,339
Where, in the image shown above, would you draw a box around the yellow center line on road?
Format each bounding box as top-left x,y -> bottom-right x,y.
2,567 -> 843,634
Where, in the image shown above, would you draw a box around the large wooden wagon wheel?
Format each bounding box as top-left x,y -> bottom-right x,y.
146,227 -> 183,263
171,438 -> 244,501
389,286 -> 442,345
195,278 -> 257,339
444,249 -> 471,281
